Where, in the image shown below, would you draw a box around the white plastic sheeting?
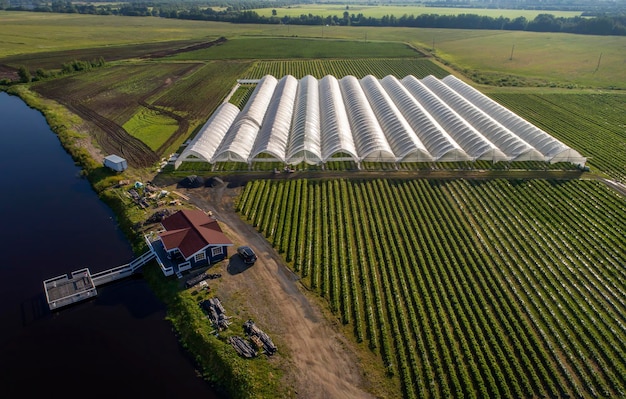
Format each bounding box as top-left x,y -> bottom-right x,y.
288,75 -> 322,165
319,75 -> 358,162
361,75 -> 432,162
422,75 -> 544,162
441,75 -> 585,164
175,102 -> 240,168
401,75 -> 508,162
174,74 -> 585,167
381,75 -> 469,162
340,75 -> 395,162
250,75 -> 298,162
212,75 -> 278,163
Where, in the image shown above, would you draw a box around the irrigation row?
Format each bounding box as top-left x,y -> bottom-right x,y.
236,178 -> 626,398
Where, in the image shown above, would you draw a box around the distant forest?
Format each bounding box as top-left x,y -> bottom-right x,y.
3,0 -> 626,36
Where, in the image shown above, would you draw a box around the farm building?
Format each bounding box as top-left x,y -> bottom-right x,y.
103,154 -> 128,172
175,74 -> 586,168
145,209 -> 233,276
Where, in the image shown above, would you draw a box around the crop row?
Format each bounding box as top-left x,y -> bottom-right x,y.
236,178 -> 626,398
243,58 -> 448,80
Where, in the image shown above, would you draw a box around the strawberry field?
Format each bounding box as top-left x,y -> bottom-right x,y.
243,58 -> 448,79
237,178 -> 626,399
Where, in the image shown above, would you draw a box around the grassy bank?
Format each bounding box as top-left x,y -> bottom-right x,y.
142,263 -> 287,399
3,84 -> 284,399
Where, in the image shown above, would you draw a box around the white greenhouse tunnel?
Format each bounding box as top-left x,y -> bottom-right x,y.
174,74 -> 586,168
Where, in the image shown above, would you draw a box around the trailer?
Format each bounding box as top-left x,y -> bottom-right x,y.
103,154 -> 128,172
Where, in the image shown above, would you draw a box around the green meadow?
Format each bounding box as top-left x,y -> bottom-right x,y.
122,109 -> 178,151
2,11 -> 624,88
253,5 -> 582,20
167,37 -> 420,60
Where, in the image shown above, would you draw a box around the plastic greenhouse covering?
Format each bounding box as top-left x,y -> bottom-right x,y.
441,75 -> 585,164
288,75 -> 322,165
175,74 -> 586,167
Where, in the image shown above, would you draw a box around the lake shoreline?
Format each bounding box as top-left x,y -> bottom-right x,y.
2,85 -> 257,399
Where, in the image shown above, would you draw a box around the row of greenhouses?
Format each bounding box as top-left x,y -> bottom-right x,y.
174,74 -> 586,168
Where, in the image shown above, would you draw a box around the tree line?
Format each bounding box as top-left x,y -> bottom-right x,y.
3,1 -> 625,36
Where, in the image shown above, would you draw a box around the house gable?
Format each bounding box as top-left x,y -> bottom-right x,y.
159,209 -> 233,259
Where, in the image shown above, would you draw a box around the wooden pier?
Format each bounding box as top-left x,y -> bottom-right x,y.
44,268 -> 97,310
43,251 -> 155,310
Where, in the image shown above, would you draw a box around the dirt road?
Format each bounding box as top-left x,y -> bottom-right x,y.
177,180 -> 376,399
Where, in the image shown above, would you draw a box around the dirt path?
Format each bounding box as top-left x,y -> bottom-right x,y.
176,180 -> 376,399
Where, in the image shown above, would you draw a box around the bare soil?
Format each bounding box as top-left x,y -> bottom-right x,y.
172,179 -> 377,399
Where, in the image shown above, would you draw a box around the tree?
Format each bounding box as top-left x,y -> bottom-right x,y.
17,65 -> 31,83
272,9 -> 276,16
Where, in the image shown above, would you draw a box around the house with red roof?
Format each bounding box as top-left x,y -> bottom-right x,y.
145,209 -> 233,276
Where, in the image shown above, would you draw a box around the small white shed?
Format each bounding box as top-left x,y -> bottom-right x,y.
104,154 -> 128,172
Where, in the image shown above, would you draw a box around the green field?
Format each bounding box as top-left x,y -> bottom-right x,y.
2,12 -> 625,88
122,108 -> 178,151
486,92 -> 626,181
237,177 -> 626,399
253,5 -> 582,20
2,12 -> 626,398
423,30 -> 626,89
243,58 -> 449,79
167,37 -> 420,60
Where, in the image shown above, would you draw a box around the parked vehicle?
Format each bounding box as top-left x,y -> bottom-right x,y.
237,246 -> 257,265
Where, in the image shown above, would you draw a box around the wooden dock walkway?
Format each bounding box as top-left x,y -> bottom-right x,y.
43,251 -> 155,310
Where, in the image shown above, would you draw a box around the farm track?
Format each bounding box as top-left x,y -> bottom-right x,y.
67,101 -> 158,167
143,36 -> 227,59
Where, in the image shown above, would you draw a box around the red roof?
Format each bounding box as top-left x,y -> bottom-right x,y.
159,209 -> 232,259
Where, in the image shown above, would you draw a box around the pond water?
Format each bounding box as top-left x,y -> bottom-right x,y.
0,92 -> 220,398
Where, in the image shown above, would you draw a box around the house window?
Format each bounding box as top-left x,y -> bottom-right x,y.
195,252 -> 206,262
211,246 -> 223,257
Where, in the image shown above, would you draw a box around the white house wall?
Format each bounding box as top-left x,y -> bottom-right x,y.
174,74 -> 585,167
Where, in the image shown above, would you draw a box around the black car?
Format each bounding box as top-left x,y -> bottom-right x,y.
237,246 -> 257,265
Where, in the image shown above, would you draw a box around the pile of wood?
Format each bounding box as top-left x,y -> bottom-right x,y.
243,319 -> 277,355
185,271 -> 221,288
200,297 -> 230,331
228,336 -> 256,358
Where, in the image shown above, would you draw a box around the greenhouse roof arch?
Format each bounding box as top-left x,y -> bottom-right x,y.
239,75 -> 278,128
340,75 -> 395,162
361,75 -> 433,162
212,119 -> 258,163
319,75 -> 359,163
380,75 -> 470,162
422,75 -> 545,162
250,75 -> 298,163
287,75 -> 322,165
401,75 -> 508,162
441,75 -> 585,165
173,73 -> 584,169
175,102 -> 240,167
